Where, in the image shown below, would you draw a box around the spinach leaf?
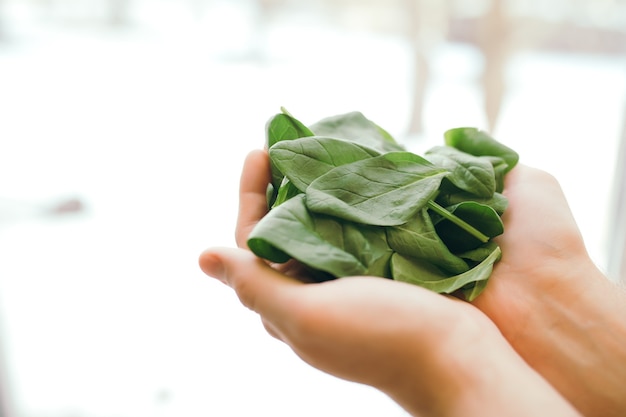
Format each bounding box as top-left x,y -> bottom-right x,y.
269,136 -> 380,192
425,146 -> 496,198
386,208 -> 469,274
248,109 -> 519,301
456,241 -> 501,263
306,152 -> 448,226
444,127 -> 519,173
265,111 -> 315,202
483,156 -> 509,193
314,217 -> 394,278
310,111 -> 404,153
432,201 -> 504,253
272,177 -> 302,208
435,186 -> 509,215
248,194 -> 368,276
266,111 -> 315,149
391,245 -> 501,301
463,279 -> 488,303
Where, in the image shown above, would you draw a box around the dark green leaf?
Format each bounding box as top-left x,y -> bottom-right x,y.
250,109 -> 517,300
306,152 -> 448,226
314,217 -> 394,278
391,254 -> 448,283
269,136 -> 380,192
265,112 -> 315,193
271,177 -> 302,208
483,156 -> 509,193
435,185 -> 509,215
425,146 -> 496,198
266,113 -> 314,149
386,208 -> 469,274
247,195 -> 368,276
391,245 -> 501,300
456,241 -> 501,263
433,201 -> 504,253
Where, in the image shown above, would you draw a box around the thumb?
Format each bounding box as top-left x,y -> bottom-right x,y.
198,246 -> 232,285
198,247 -> 301,315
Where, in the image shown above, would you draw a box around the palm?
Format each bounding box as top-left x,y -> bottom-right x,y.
471,166 -> 593,339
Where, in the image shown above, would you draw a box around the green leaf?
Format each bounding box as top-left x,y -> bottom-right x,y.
444,128 -> 519,173
314,217 -> 394,278
435,186 -> 509,215
483,156 -> 509,193
456,241 -> 501,263
425,146 -> 496,198
269,136 -> 380,192
247,195 -> 368,276
462,279 -> 489,302
432,201 -> 504,253
306,152 -> 448,226
251,110 -> 517,300
266,112 -> 314,149
265,183 -> 276,210
390,254 -> 449,283
271,177 -> 302,208
426,200 -> 490,243
310,112 -> 404,153
265,112 -> 315,193
391,245 -> 501,299
386,208 -> 469,274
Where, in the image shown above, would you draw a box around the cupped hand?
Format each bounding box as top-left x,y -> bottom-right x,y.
473,164 -> 596,328
199,150 -> 580,417
472,163 -> 626,417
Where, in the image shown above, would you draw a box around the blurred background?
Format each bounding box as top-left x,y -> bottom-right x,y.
0,0 -> 625,416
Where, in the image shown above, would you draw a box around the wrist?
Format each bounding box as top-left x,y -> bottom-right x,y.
381,312 -> 579,417
508,261 -> 626,417
443,321 -> 580,417
451,336 -> 581,417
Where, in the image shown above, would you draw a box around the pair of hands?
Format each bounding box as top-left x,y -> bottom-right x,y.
199,149 -> 624,417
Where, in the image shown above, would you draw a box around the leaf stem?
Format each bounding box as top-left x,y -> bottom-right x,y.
427,200 -> 490,243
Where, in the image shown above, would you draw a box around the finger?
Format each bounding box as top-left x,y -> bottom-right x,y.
199,246 -> 302,320
235,150 -> 272,248
503,164 -> 583,242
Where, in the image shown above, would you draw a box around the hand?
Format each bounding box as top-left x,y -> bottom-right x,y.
472,165 -> 626,417
199,150 -> 580,417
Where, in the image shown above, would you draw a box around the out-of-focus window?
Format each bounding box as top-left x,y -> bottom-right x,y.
0,2 -> 625,417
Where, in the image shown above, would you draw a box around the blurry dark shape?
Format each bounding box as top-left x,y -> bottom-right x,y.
0,196 -> 85,222
48,197 -> 84,215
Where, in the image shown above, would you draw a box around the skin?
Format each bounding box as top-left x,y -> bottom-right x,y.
472,160 -> 626,417
199,150 -> 587,417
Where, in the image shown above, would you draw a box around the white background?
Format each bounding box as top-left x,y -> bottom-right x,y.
0,1 -> 625,416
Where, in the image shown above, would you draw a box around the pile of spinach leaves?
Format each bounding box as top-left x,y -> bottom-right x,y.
247,108 -> 519,301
